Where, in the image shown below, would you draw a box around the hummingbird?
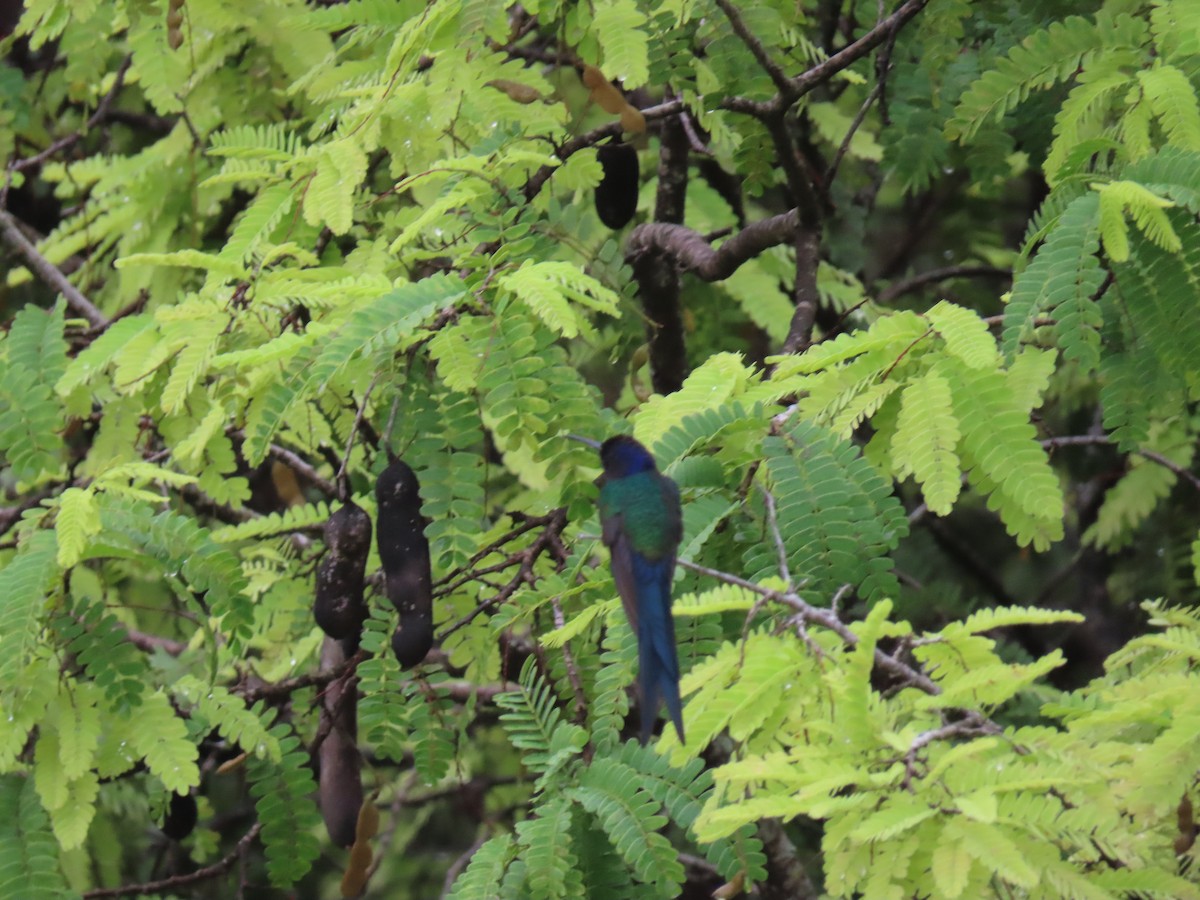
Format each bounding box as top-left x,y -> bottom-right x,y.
575,434 -> 685,744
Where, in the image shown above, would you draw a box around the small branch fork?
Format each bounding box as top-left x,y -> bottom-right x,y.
681,552 -> 1002,765
437,508 -> 570,640
681,477 -> 1005,772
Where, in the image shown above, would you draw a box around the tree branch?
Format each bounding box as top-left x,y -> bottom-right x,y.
7,55 -> 134,176
0,209 -> 108,328
1043,435 -> 1200,494
627,210 -> 800,283
878,264 -> 1011,304
82,823 -> 262,898
726,0 -> 932,118
633,107 -> 691,393
714,0 -> 794,96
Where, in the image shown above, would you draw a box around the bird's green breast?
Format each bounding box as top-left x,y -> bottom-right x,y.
599,471 -> 679,557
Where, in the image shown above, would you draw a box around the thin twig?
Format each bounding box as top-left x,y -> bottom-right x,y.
551,594 -> 589,725
677,558 -> 940,694
337,373 -> 381,497
437,508 -> 569,640
7,55 -> 134,176
714,0 -> 794,95
1042,434 -> 1200,494
440,830 -> 490,899
266,442 -> 337,497
757,482 -> 794,591
824,81 -> 882,190
726,0 -> 931,118
82,823 -> 262,898
878,264 -> 1010,304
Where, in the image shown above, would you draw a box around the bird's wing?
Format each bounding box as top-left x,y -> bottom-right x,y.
661,475 -> 683,546
608,528 -> 640,631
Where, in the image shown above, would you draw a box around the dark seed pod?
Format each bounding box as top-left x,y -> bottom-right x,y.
314,501 -> 371,643
318,637 -> 362,850
375,458 -> 433,669
595,142 -> 639,229
161,791 -> 197,841
391,624 -> 430,669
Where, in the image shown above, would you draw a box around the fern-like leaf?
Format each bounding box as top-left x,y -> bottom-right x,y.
0,532 -> 60,694
925,301 -> 999,371
1004,192 -> 1105,371
572,757 -> 684,894
0,775 -> 70,899
246,726 -> 321,887
448,833 -> 517,900
891,371 -> 962,515
747,422 -> 908,601
594,0 -> 650,88
244,274 -> 463,465
515,797 -> 578,900
948,16 -> 1108,141
946,361 -> 1064,547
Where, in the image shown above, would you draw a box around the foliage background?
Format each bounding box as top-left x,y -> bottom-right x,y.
1,0 -> 1200,897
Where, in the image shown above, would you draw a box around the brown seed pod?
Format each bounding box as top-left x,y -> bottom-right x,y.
595,142 -> 639,229
486,79 -> 543,104
318,638 -> 362,850
313,501 -> 371,643
619,105 -> 647,135
375,458 -> 433,669
340,839 -> 374,898
215,751 -> 248,775
581,65 -> 626,114
355,799 -> 380,842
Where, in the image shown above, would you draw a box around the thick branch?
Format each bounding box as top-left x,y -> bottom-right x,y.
632,110 -> 692,393
627,210 -> 799,283
782,227 -> 822,355
0,210 -> 108,328
756,818 -> 819,900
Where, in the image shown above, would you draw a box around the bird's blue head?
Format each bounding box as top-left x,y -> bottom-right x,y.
599,435 -> 657,477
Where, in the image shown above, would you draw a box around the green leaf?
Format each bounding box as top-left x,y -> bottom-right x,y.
594,0 -> 650,88
0,532 -> 60,692
0,775 -> 72,895
926,301 -> 999,370
930,823 -> 972,898
892,371 -> 961,515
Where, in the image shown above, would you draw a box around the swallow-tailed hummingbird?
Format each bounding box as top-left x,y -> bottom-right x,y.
575,434 -> 685,744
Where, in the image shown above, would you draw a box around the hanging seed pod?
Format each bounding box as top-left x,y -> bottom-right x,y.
313,501 -> 371,643
318,637 -> 362,850
595,142 -> 639,229
161,791 -> 197,841
375,457 -> 433,669
581,64 -> 626,114
166,0 -> 185,50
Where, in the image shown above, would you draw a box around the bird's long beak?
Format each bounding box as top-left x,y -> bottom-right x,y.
566,433 -> 602,449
